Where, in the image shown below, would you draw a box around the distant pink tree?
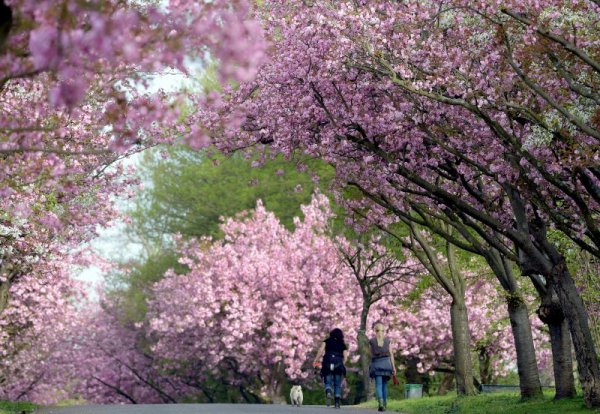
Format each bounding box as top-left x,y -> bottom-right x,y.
146,195 -> 549,402
0,259 -> 85,403
61,300 -> 191,405
148,194 -> 360,402
0,6 -> 267,402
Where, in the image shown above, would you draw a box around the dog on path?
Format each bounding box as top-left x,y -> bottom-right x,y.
290,385 -> 303,407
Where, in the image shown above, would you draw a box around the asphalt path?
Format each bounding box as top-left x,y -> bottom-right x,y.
35,404 -> 379,414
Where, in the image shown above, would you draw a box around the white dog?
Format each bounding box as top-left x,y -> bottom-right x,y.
290,385 -> 303,407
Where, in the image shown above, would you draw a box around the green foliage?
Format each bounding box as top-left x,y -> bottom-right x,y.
128,145 -> 336,242
107,249 -> 186,324
0,401 -> 36,414
360,391 -> 591,414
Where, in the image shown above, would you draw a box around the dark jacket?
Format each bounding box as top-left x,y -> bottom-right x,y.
320,337 -> 347,377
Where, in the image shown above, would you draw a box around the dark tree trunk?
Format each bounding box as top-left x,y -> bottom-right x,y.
404,356 -> 421,384
507,298 -> 544,398
537,287 -> 576,399
356,300 -> 373,403
477,346 -> 492,385
506,188 -> 599,407
549,319 -> 576,399
0,281 -> 9,315
550,261 -> 600,406
485,250 -> 543,398
450,298 -> 477,395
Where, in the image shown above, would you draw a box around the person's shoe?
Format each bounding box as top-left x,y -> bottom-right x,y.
325,389 -> 332,407
334,396 -> 341,409
377,399 -> 384,412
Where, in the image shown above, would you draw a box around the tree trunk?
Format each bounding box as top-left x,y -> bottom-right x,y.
355,292 -> 373,403
485,250 -> 543,398
356,329 -> 370,403
404,356 -> 421,384
0,280 -> 9,315
550,261 -> 600,407
507,186 -> 600,407
450,297 -> 477,395
477,346 -> 492,385
549,319 -> 576,399
356,331 -> 372,403
537,287 -> 576,399
264,366 -> 286,404
506,298 -> 544,398
437,372 -> 455,395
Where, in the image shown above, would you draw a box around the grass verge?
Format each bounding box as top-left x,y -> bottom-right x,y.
359,391 -> 595,414
0,401 -> 37,414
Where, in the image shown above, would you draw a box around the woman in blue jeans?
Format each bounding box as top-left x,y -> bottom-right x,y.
369,322 -> 397,412
313,328 -> 348,409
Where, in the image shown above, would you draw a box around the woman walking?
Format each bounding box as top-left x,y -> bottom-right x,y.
313,328 -> 348,409
369,322 -> 396,412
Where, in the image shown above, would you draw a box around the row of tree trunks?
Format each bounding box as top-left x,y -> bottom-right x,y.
506,188 -> 599,406
550,262 -> 600,407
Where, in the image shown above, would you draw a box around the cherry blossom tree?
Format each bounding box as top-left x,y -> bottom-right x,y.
202,0 -> 600,406
336,235 -> 424,401
0,194 -> 548,404
0,258 -> 86,403
0,0 -> 267,326
146,195 -> 549,402
0,5 -> 267,401
148,194 -> 360,402
62,300 -> 191,405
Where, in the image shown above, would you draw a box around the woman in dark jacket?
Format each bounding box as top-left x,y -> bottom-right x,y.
369,322 -> 397,412
313,328 -> 348,409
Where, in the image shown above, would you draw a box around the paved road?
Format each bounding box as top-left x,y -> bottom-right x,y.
35,404 -> 378,414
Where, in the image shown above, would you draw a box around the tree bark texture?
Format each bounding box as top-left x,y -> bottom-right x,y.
485,249 -> 543,398
549,319 -> 576,399
356,330 -> 373,403
506,298 -> 544,398
0,280 -> 9,315
355,291 -> 373,403
450,298 -> 477,396
537,286 -> 576,399
477,346 -> 492,385
550,261 -> 600,407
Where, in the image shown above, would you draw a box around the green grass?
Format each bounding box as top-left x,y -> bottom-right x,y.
0,401 -> 37,414
359,391 -> 597,414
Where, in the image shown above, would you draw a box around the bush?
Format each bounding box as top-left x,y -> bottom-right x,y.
0,401 -> 37,414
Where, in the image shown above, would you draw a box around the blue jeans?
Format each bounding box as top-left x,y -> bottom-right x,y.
324,374 -> 343,398
375,375 -> 388,402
